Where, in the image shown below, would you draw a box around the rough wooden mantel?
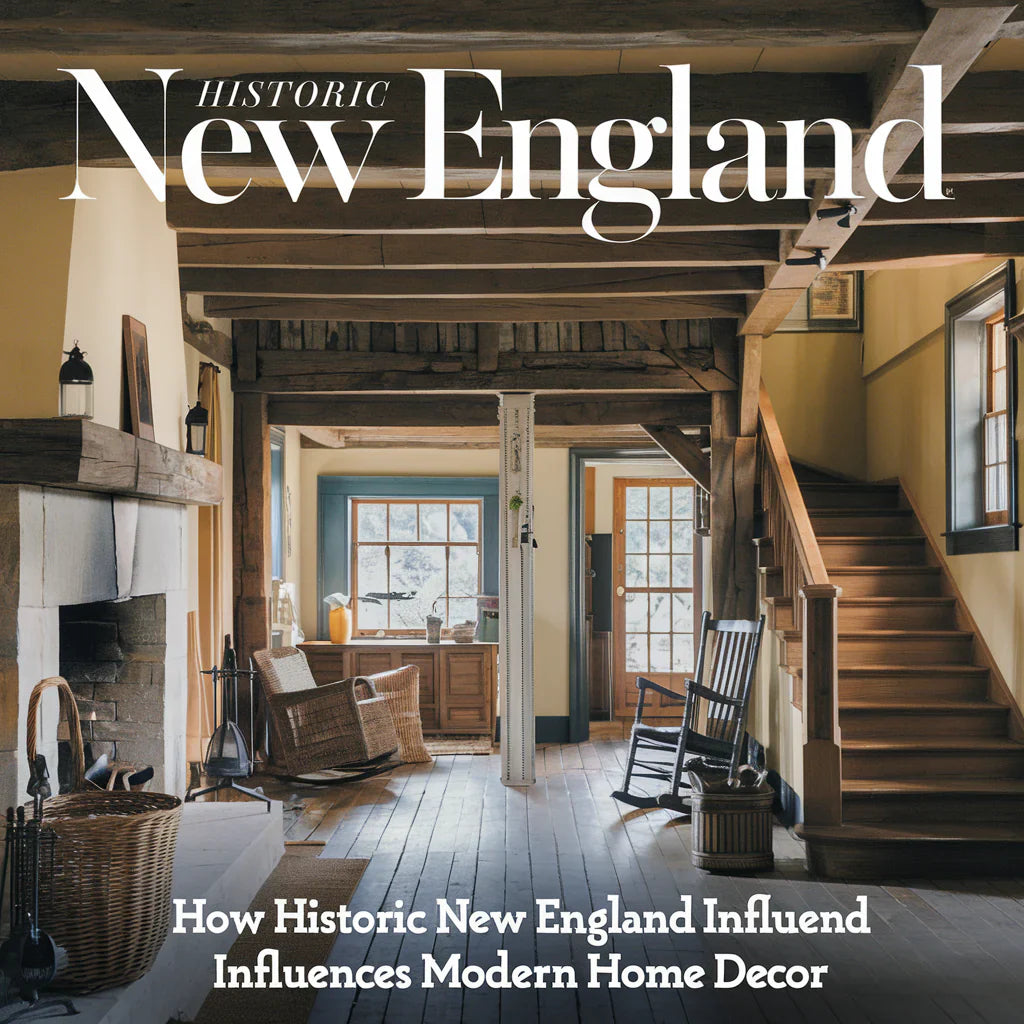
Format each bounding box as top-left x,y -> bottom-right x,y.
0,418 -> 223,506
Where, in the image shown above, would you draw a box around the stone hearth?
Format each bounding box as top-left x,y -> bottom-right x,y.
0,484 -> 188,808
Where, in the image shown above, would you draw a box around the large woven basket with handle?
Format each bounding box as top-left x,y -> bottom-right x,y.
22,677 -> 182,993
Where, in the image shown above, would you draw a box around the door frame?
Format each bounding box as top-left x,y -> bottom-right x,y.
568,446 -> 678,743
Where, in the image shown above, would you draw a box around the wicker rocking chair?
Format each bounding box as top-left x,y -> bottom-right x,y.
253,646 -> 400,784
612,612 -> 765,813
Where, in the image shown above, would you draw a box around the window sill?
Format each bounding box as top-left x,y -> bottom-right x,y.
943,524 -> 1019,555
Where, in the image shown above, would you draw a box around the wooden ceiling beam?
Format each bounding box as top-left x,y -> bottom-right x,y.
203,294 -> 748,322
641,426 -> 711,491
178,231 -> 782,270
863,180 -> 1024,225
182,266 -> 765,299
740,4 -> 1016,338
833,223 -> 1024,269
268,391 -> 713,427
168,187 -> 810,235
299,424 -> 666,449
0,4 -> 927,53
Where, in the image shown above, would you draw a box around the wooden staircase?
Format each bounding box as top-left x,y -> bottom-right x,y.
761,477 -> 1024,877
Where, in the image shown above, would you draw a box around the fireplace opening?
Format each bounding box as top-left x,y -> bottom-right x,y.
58,595 -> 169,789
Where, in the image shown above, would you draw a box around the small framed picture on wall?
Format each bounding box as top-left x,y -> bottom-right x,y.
122,314 -> 156,441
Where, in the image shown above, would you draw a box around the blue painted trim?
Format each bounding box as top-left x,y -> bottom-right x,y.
316,475 -> 499,639
748,736 -> 802,825
494,716 -> 570,744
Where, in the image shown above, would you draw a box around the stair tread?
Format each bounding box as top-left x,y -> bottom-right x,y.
783,629 -> 972,639
828,566 -> 939,573
843,737 -> 1024,752
798,822 -> 1024,844
836,596 -> 955,604
844,778 -> 1024,795
841,700 -> 1006,712
797,664 -> 988,676
810,508 -> 914,516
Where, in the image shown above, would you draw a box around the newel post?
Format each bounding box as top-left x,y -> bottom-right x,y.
800,583 -> 843,827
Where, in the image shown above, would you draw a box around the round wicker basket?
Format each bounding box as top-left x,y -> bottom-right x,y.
23,677 -> 182,993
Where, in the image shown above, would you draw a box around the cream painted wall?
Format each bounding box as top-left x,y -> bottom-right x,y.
864,258 -> 1024,707
299,446 -> 570,717
63,168 -> 189,448
762,331 -> 867,480
0,168 -> 75,418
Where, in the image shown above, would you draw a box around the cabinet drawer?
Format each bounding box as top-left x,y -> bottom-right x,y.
351,651 -> 397,677
302,652 -> 348,687
442,650 -> 491,705
442,703 -> 490,733
420,704 -> 441,733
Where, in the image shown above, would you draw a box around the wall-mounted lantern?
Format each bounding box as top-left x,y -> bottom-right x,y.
59,342 -> 94,419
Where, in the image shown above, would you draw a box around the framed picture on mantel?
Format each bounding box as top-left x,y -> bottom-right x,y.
122,314 -> 155,441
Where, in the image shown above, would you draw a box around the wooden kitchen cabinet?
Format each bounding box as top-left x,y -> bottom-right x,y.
298,640 -> 497,737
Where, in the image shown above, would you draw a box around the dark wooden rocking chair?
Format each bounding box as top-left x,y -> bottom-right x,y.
611,611 -> 765,812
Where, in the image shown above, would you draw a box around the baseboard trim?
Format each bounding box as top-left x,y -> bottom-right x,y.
748,736 -> 802,826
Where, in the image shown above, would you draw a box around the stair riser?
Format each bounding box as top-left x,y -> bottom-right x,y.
843,796 -> 1024,825
821,540 -> 927,567
839,675 -> 989,702
843,751 -> 1024,779
839,710 -> 1009,739
810,515 -> 917,536
801,487 -> 901,510
828,572 -> 942,597
782,636 -> 974,670
837,605 -> 957,630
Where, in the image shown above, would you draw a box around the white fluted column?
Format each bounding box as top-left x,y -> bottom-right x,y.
498,393 -> 536,787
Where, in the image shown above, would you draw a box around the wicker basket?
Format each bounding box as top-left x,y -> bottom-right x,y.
23,677 -> 182,993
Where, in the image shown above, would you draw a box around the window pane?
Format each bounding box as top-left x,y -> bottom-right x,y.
993,327 -> 1006,370
672,486 -> 693,519
998,465 -> 1008,511
449,545 -> 480,599
358,598 -> 387,631
389,503 -> 417,541
650,634 -> 672,673
672,593 -> 694,632
994,369 -> 1007,411
625,634 -> 648,673
625,487 -> 647,519
649,487 -> 670,520
986,466 -> 998,511
357,503 -> 386,541
356,544 -> 387,595
672,634 -> 694,674
648,555 -> 670,588
625,555 -> 647,588
419,503 -> 447,542
672,521 -> 693,554
625,593 -> 648,631
626,521 -> 647,553
389,546 -> 446,628
449,503 -> 479,542
449,597 -> 477,628
649,520 -> 670,553
649,592 -> 671,632
672,555 -> 693,588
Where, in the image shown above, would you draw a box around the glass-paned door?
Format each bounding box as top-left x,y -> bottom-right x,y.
612,478 -> 701,718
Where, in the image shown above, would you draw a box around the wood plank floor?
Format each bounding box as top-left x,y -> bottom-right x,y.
261,742 -> 1024,1024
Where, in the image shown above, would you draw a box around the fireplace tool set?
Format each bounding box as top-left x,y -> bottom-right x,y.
185,637 -> 270,811
0,756 -> 77,1021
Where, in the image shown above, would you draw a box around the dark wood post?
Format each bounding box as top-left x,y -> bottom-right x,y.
232,320 -> 270,705
710,336 -> 759,620
800,582 -> 843,826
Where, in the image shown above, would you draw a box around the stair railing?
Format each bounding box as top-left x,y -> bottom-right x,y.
757,381 -> 843,828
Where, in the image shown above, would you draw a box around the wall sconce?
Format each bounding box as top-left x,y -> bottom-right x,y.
185,388 -> 209,456
785,248 -> 829,271
59,342 -> 94,419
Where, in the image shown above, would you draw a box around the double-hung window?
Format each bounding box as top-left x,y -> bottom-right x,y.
945,262 -> 1018,554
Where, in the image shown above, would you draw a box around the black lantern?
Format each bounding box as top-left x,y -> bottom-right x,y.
185,398 -> 209,456
59,342 -> 94,419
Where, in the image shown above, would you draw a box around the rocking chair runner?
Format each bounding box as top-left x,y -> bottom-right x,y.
612,611 -> 765,812
253,647 -> 400,782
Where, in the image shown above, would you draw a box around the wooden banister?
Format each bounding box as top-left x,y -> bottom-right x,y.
757,382 -> 828,586
756,379 -> 842,829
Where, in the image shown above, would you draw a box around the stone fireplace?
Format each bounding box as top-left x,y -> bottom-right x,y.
0,483 -> 189,808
